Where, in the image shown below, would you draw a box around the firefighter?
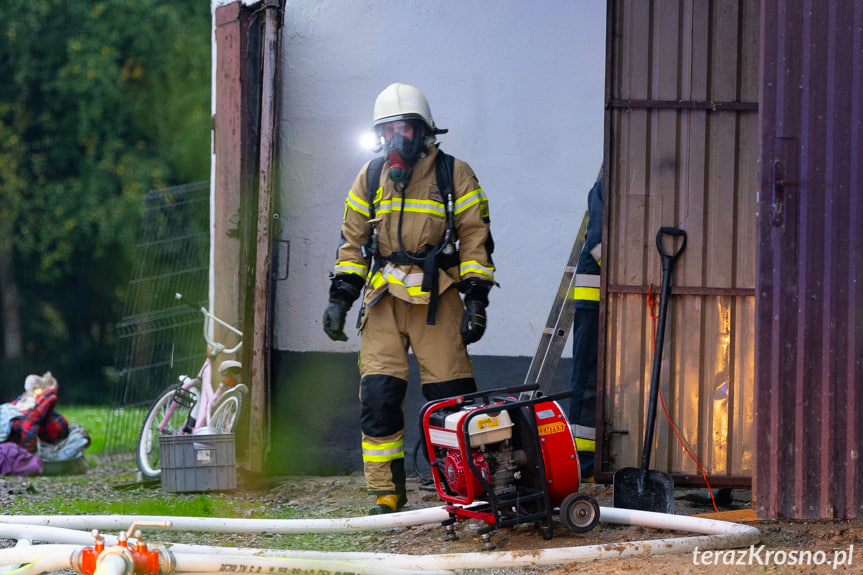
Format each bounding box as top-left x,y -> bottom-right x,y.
323,83 -> 496,515
569,172 -> 603,481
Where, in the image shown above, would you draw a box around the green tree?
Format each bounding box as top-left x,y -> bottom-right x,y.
0,0 -> 211,403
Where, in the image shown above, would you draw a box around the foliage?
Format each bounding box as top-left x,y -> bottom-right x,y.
0,1 -> 211,403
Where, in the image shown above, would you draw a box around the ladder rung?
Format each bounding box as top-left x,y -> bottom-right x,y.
523,208 -> 590,395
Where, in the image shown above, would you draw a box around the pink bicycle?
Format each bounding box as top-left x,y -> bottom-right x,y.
136,294 -> 246,479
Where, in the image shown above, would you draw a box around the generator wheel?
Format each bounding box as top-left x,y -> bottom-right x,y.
560,492 -> 600,533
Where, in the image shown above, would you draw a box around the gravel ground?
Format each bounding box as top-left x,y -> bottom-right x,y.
2,459 -> 863,574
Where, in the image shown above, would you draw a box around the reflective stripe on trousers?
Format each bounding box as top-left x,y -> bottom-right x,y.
361,431 -> 406,495
361,438 -> 404,463
569,273 -> 600,302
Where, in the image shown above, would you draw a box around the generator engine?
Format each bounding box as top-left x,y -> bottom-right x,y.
435,407 -> 526,500
419,385 -> 600,550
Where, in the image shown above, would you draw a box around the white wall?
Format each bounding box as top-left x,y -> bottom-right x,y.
275,0 -> 606,358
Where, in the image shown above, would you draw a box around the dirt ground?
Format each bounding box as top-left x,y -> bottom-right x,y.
261,473 -> 863,575
2,464 -> 863,574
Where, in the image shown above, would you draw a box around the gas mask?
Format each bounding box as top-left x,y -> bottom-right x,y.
377,121 -> 426,183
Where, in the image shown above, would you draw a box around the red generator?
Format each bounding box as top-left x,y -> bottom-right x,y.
419,384 -> 600,550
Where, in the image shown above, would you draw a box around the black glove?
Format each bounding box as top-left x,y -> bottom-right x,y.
323,301 -> 349,341
457,278 -> 494,307
323,274 -> 364,341
329,274 -> 364,305
460,301 -> 487,345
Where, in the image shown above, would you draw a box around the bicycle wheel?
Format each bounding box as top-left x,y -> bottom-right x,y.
136,385 -> 193,478
210,384 -> 247,433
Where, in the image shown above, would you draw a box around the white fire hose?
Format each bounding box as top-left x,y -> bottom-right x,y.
0,505 -> 760,574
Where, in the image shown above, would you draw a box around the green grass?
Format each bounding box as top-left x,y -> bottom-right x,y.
10,493 -> 303,519
8,489 -> 312,522
14,406 -> 324,522
8,405 -> 378,552
61,405 -> 109,455
16,405 -> 303,520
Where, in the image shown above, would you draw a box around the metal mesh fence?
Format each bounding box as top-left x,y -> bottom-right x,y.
103,181 -> 210,457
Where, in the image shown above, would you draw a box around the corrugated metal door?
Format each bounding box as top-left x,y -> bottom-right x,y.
756,1 -> 863,519
600,0 -> 759,485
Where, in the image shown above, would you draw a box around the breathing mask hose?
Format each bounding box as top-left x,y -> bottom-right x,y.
395,155 -> 455,265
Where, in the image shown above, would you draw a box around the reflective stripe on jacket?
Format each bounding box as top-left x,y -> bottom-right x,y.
334,144 -> 495,306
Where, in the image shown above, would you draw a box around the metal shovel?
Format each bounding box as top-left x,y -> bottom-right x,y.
613,226 -> 687,514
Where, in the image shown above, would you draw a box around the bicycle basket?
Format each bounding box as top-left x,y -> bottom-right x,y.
171,387 -> 198,410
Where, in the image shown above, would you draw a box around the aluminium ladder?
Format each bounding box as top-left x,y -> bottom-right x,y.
521,209 -> 589,398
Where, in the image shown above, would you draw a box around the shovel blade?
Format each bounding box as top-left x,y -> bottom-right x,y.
613,467 -> 675,514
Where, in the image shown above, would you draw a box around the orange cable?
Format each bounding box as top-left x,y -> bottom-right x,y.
646,285 -> 719,513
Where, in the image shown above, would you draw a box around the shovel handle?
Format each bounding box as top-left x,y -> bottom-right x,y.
641,226 -> 687,471
656,227 -> 687,271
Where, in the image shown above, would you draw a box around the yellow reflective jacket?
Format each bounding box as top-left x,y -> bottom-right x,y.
334,144 -> 495,307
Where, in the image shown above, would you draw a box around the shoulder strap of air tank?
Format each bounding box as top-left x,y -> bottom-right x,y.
435,150 -> 456,246
435,151 -> 455,199
366,156 -> 386,219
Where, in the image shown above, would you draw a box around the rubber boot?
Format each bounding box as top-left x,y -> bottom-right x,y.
368,493 -> 407,515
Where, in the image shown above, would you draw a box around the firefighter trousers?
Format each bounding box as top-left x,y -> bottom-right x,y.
359,289 -> 476,495
569,306 -> 598,476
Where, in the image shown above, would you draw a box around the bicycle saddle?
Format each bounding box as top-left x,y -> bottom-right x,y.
218,359 -> 242,376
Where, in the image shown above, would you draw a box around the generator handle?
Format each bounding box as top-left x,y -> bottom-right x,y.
534,389 -> 573,404
517,384 -> 550,401
513,387 -> 574,404
470,383 -> 539,404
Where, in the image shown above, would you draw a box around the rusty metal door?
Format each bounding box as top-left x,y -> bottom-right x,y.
755,0 -> 863,519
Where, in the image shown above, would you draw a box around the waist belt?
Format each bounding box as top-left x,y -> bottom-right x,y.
382,247 -> 460,325
383,248 -> 458,268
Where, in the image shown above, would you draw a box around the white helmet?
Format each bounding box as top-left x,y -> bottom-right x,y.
372,83 -> 447,135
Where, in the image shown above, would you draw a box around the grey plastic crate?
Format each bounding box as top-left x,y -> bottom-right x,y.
159,433 -> 236,492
